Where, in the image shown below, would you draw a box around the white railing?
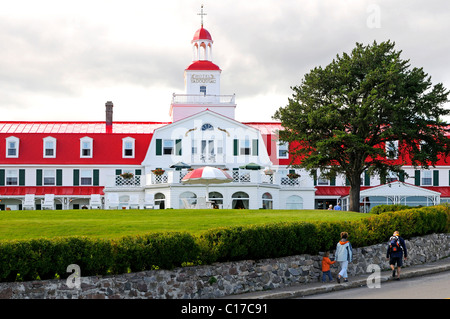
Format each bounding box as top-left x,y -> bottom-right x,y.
172,94 -> 236,105
143,169 -> 309,188
115,175 -> 142,187
105,175 -> 145,188
191,154 -> 226,164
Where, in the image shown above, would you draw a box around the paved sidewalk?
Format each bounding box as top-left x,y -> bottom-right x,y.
221,257 -> 450,299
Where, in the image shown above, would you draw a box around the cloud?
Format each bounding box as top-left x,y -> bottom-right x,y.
0,0 -> 449,122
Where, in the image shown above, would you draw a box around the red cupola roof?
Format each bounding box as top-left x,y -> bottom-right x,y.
186,60 -> 221,71
192,26 -> 212,42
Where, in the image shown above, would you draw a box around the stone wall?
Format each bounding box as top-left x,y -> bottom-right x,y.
0,233 -> 448,299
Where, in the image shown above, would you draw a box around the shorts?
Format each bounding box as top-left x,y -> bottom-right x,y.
390,256 -> 403,267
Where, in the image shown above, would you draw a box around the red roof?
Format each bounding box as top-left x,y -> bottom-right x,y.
315,186 -> 371,197
186,60 -> 221,71
192,26 -> 212,42
0,186 -> 104,196
423,186 -> 450,198
0,121 -> 169,165
0,121 -> 167,134
315,185 -> 450,198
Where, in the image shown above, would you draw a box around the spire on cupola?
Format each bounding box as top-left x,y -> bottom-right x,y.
191,4 -> 214,62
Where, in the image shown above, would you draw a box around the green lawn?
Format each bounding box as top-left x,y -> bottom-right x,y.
0,209 -> 374,241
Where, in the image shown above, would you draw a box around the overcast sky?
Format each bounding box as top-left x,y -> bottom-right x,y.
1,0 -> 449,123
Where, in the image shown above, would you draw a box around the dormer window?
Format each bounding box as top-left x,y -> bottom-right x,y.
6,136 -> 19,158
43,137 -> 56,158
80,137 -> 93,158
122,137 -> 135,158
386,140 -> 399,159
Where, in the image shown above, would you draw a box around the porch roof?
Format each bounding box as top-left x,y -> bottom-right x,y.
0,186 -> 104,196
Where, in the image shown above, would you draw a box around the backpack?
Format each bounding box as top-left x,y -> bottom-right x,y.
389,236 -> 402,253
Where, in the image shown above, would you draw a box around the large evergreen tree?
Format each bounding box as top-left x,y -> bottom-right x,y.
274,40 -> 450,212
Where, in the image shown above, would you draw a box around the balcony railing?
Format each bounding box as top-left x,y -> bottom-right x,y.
171,94 -> 236,105
142,169 -> 311,188
105,170 -> 310,188
115,175 -> 142,187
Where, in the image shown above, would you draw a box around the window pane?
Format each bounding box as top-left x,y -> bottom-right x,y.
6,177 -> 18,185
163,140 -> 174,155
80,178 -> 92,185
422,171 -> 432,185
82,149 -> 91,156
240,140 -> 250,155
44,170 -> 55,185
6,170 -> 18,185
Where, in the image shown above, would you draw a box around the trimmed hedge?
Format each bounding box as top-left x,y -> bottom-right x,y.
0,205 -> 449,282
369,204 -> 411,214
198,205 -> 450,262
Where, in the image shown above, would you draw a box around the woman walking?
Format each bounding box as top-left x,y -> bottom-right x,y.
335,232 -> 353,283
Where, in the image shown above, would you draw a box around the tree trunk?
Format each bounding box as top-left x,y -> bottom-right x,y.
349,173 -> 361,212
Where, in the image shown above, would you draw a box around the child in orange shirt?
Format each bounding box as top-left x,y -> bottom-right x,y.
322,251 -> 336,282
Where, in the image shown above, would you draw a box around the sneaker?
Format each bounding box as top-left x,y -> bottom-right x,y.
337,276 -> 341,283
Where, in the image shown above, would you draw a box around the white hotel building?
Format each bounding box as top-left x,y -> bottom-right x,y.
1,19 -> 449,212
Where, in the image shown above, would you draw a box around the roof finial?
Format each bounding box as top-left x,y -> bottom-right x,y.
198,4 -> 207,27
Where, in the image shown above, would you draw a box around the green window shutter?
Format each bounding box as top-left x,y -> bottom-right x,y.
380,172 -> 386,185
0,169 -> 4,186
330,176 -> 336,186
135,169 -> 142,175
312,170 -> 317,186
345,176 -> 350,186
175,139 -> 182,156
73,169 -> 80,186
252,139 -> 258,156
364,171 -> 370,186
56,169 -> 63,186
233,139 -> 239,156
36,169 -> 43,186
93,169 -> 100,186
155,139 -> 162,156
19,169 -> 25,186
414,170 -> 420,186
115,169 -> 122,175
399,171 -> 405,183
433,170 -> 439,186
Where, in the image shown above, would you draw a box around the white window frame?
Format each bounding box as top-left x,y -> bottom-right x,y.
386,140 -> 399,160
122,137 -> 135,158
43,136 -> 56,158
80,137 -> 93,158
80,169 -> 93,186
277,141 -> 289,159
6,169 -> 18,185
43,169 -> 56,186
6,136 -> 19,158
421,170 -> 432,186
317,175 -> 329,186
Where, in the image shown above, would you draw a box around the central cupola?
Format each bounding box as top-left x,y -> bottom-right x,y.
169,5 -> 236,122
185,5 -> 221,96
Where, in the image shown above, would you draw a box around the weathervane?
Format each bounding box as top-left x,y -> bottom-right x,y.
198,4 -> 207,27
